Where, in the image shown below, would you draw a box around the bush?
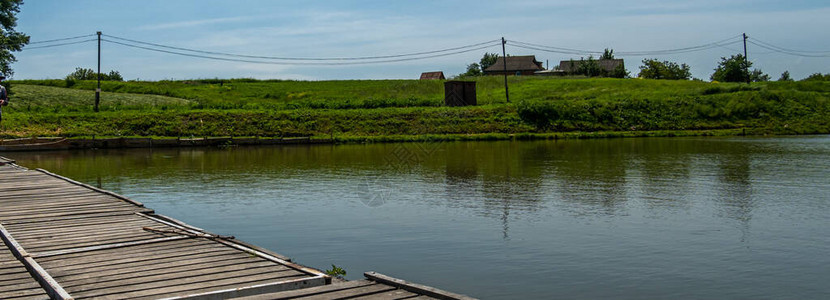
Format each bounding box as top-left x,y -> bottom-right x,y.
65,67 -> 124,81
638,59 -> 691,80
710,54 -> 768,83
802,73 -> 830,81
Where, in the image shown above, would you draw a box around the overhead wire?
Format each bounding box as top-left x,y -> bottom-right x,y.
104,34 -> 501,61
104,38 -> 501,65
28,34 -> 97,45
22,39 -> 97,50
507,34 -> 744,56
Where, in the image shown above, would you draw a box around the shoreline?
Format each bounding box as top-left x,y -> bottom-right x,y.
1,128 -> 822,151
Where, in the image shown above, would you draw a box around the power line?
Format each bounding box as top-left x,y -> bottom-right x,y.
104,39 -> 500,65
28,34 -> 97,45
507,35 -> 744,56
104,34 -> 501,61
22,39 -> 97,50
746,40 -> 830,58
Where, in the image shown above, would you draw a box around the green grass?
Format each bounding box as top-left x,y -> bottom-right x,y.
3,77 -> 829,139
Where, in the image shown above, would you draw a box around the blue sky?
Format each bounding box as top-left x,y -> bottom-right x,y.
13,0 -> 830,81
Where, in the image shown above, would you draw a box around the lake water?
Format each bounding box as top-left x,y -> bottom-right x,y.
7,136 -> 830,299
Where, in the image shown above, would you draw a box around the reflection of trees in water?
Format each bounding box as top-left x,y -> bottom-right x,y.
714,146 -> 755,240
443,142 -> 546,239
634,140 -> 694,210
549,140 -> 628,216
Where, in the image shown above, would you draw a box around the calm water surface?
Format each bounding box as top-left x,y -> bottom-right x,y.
8,136 -> 830,299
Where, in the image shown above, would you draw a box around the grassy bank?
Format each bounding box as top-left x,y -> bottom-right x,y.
3,77 -> 828,140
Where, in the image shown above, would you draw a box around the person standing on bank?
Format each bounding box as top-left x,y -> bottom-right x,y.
0,76 -> 8,127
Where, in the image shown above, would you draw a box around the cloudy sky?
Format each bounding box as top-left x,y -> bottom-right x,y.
13,0 -> 830,81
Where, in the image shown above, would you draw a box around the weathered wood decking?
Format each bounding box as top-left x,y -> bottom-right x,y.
0,156 -> 475,300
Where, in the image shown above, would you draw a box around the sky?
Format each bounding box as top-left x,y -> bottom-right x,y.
12,0 -> 830,81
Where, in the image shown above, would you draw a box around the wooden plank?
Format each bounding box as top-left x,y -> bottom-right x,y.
45,250 -> 247,276
229,280 -> 378,300
59,256 -> 278,288
31,236 -> 188,259
5,214 -> 152,231
0,207 -> 152,223
8,219 -> 163,238
289,282 -> 397,300
36,238 -> 216,262
0,287 -> 52,299
0,278 -> 43,289
364,272 -> 477,300
351,289 -> 421,300
72,269 -> 308,298
40,239 -> 233,266
64,262 -> 294,293
0,202 -> 143,217
158,276 -> 327,300
17,226 -> 173,247
0,210 -> 153,226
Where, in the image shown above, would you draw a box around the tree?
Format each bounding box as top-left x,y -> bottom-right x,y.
0,0 -> 30,77
479,52 -> 499,72
803,73 -> 830,81
576,56 -> 602,77
65,67 -> 125,81
601,48 -> 614,60
459,63 -> 481,77
638,58 -> 692,80
711,54 -> 752,82
750,69 -> 770,82
608,64 -> 629,78
778,71 -> 793,82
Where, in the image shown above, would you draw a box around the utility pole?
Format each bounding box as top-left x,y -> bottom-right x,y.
743,33 -> 750,84
501,37 -> 509,103
95,31 -> 101,112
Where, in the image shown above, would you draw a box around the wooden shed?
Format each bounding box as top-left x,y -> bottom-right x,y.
420,71 -> 446,80
444,81 -> 476,106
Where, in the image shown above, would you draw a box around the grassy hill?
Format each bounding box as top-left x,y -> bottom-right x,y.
3,77 -> 828,140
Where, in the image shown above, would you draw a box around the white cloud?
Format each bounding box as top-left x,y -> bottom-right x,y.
138,16 -> 261,31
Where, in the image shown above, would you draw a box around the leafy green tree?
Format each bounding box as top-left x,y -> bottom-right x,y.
601,48 -> 614,60
638,58 -> 692,80
0,0 -> 30,77
65,67 -> 125,81
802,73 -> 830,81
459,63 -> 481,77
778,71 -> 793,81
750,69 -> 770,82
576,56 -> 602,77
711,54 -> 752,82
479,52 -> 499,71
608,64 -> 629,78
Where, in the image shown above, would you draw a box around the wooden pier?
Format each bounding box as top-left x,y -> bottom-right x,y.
0,156 -> 475,299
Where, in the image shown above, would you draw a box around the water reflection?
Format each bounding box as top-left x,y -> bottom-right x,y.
6,136 -> 829,242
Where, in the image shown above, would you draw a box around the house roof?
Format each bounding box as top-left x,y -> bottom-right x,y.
483,56 -> 545,72
558,59 -> 624,73
420,71 -> 445,80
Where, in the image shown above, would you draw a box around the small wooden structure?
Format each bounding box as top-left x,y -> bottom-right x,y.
420,71 -> 446,80
483,56 -> 545,76
444,81 -> 476,106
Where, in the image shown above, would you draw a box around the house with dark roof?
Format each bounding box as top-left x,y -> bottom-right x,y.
420,71 -> 445,80
556,59 -> 625,75
483,56 -> 545,76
